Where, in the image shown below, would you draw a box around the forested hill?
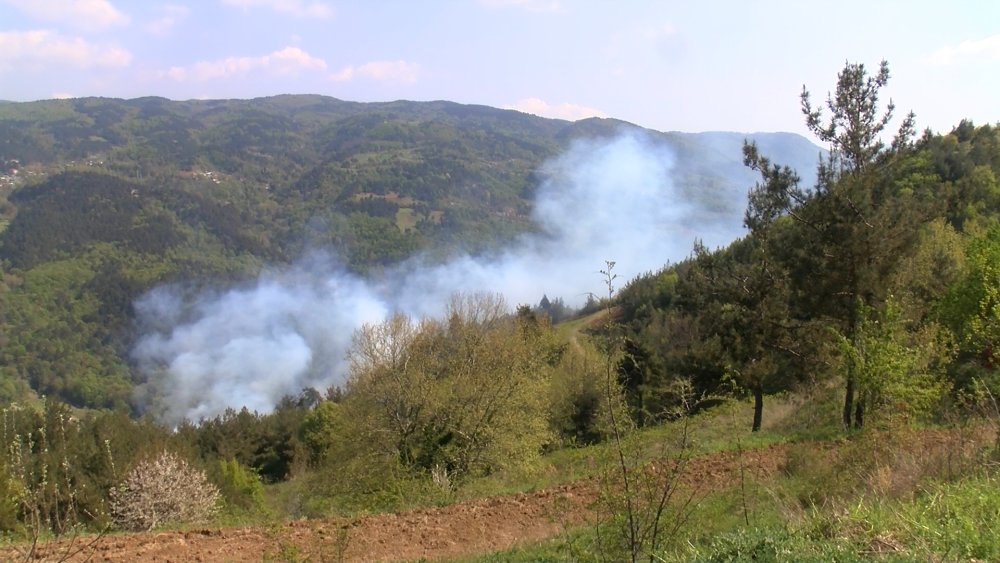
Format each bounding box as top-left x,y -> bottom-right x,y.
0,95 -> 820,410
614,118 -> 1000,432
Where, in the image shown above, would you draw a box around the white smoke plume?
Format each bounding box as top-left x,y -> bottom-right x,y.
132,131 -> 743,423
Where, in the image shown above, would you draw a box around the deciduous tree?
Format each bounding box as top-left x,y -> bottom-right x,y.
344,293 -> 554,480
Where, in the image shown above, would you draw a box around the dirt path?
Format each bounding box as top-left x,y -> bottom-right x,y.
561,308 -> 612,356
12,428 -> 986,562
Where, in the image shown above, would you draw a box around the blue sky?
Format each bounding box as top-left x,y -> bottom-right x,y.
0,0 -> 997,139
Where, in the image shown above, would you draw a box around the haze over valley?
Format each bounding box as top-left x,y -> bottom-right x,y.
1,3 -> 999,560
0,95 -> 822,419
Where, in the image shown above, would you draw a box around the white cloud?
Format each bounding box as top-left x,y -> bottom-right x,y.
478,0 -> 562,12
0,30 -> 132,71
927,34 -> 1000,66
145,4 -> 190,36
220,0 -> 332,18
506,98 -> 607,121
330,60 -> 420,84
4,0 -> 130,32
164,46 -> 327,81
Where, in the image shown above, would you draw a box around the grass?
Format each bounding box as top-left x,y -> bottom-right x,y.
456,396 -> 794,503
459,465 -> 1000,563
680,471 -> 1000,562
252,311 -> 1000,561
430,362 -> 1000,563
264,380 -> 838,522
456,411 -> 1000,563
444,474 -> 795,563
256,393 -> 796,526
447,530 -> 596,563
553,309 -> 607,343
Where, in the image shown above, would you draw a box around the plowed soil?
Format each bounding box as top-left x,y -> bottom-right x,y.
8,428 -> 986,562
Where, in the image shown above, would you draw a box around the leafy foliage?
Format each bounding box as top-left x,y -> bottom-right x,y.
215,458 -> 266,518
0,399 -> 174,542
614,63 -> 1000,432
342,293 -> 558,480
835,300 -> 951,424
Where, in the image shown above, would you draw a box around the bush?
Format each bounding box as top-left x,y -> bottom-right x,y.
109,451 -> 220,531
216,458 -> 265,516
345,293 -> 555,480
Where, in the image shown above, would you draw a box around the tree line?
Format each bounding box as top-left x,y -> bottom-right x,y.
0,290 -> 618,538
615,61 -> 1000,431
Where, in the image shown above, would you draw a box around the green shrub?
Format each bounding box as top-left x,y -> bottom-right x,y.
216,458 -> 265,516
0,467 -> 20,532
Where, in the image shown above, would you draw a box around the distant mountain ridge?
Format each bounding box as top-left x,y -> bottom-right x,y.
0,95 -> 820,178
0,94 -> 824,277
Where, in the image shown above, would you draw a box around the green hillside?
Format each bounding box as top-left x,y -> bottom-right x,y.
0,95 -> 821,410
2,64 -> 1000,563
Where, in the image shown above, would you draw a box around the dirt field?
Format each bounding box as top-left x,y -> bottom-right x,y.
8,428 -> 985,562
6,443 -> 789,562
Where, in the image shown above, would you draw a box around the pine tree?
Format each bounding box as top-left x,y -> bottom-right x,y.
799,60 -> 920,428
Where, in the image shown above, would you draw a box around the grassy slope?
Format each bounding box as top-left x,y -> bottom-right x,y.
403,312 -> 1000,562
2,302 -> 996,561
457,398 -> 998,562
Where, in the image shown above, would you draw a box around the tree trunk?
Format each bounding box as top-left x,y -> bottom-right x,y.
751,386 -> 764,432
842,377 -> 855,429
854,396 -> 865,429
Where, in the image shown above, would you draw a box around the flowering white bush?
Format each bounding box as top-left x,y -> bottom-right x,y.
109,451 -> 220,531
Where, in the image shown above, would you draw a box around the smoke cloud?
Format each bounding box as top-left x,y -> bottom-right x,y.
132,131 -> 744,423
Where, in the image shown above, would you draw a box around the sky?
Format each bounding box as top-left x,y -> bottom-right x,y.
1,0 -> 998,142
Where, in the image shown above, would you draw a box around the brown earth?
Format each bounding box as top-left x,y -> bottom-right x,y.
8,428 -> 988,562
